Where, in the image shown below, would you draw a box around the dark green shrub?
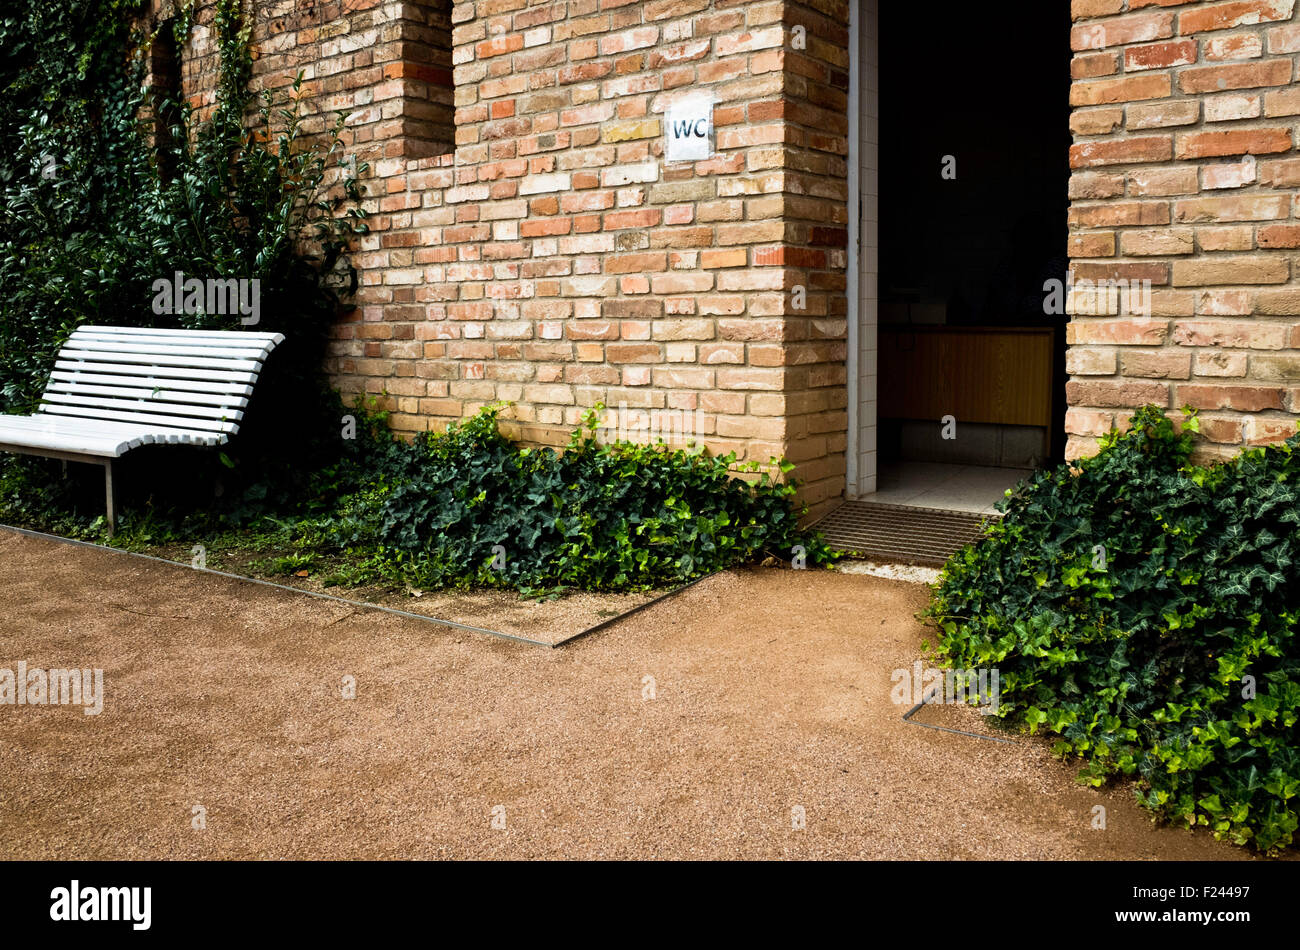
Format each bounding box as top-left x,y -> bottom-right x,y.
0,1 -> 365,400
1,400 -> 837,593
1,0 -> 367,515
926,406 -> 1300,852
314,403 -> 838,593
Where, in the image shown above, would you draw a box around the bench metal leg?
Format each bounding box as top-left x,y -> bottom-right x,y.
104,459 -> 117,536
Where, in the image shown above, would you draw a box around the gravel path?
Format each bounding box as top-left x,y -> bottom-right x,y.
0,529 -> 1263,860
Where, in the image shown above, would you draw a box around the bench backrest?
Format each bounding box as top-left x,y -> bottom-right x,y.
40,325 -> 285,437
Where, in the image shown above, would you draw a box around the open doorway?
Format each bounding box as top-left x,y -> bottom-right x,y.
851,2 -> 1071,516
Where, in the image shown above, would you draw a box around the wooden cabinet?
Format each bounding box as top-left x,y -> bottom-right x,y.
879,326 -> 1055,427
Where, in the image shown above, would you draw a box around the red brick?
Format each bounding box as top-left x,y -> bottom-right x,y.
1070,74 -> 1172,106
1179,1 -> 1296,36
1176,319 -> 1289,348
1204,33 -> 1264,60
1203,93 -> 1261,122
1066,380 -> 1172,408
1073,0 -> 1126,18
1070,136 -> 1173,168
1258,224 -> 1300,247
1178,385 -> 1286,411
1251,354 -> 1300,380
1128,167 -> 1199,196
1120,228 -> 1194,256
1260,158 -> 1300,186
1067,349 -> 1120,375
1072,12 -> 1175,50
1127,100 -> 1201,129
605,343 -> 662,364
476,35 -> 525,59
1072,52 -> 1120,78
1072,108 -> 1124,135
1175,127 -> 1292,159
1263,87 -> 1300,116
1244,415 -> 1298,443
1268,22 -> 1300,53
1197,416 -> 1244,443
1065,407 -> 1116,436
1175,193 -> 1290,221
1072,262 -> 1172,285
1067,319 -> 1170,345
1122,350 -> 1192,378
701,248 -> 748,269
1201,157 -> 1259,189
1178,60 -> 1292,94
1070,232 -> 1117,257
1172,256 -> 1290,285
1125,39 -> 1197,71
1070,172 -> 1127,199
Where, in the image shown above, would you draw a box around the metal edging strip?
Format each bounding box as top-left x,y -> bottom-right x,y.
0,523 -> 713,649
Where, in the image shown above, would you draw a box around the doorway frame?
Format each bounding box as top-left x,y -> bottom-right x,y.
846,0 -> 878,500
844,2 -> 1068,503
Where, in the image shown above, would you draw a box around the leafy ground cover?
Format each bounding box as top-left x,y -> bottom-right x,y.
926,406 -> 1300,852
0,403 -> 838,598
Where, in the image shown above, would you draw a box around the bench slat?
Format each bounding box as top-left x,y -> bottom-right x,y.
9,416 -> 224,445
0,418 -> 146,454
73,325 -> 275,342
65,343 -> 272,363
72,332 -> 275,350
49,371 -> 255,397
0,430 -> 134,457
40,404 -> 239,434
40,392 -> 242,423
77,325 -> 283,344
64,338 -> 273,357
52,359 -> 262,385
3,416 -> 174,437
57,349 -> 264,372
0,417 -> 226,456
45,381 -> 249,409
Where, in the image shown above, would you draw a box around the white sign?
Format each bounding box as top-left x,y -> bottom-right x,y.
665,93 -> 713,162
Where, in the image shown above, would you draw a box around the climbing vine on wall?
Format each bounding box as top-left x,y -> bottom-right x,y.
0,0 -> 367,412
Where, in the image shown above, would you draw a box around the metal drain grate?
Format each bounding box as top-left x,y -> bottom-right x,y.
812,502 -> 999,567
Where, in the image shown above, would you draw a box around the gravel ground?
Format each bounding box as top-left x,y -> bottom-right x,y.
0,528 -> 1270,860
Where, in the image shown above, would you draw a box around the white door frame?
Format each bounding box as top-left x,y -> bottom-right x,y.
846,0 -> 878,500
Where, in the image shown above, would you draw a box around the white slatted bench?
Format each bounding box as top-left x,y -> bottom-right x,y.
0,325 -> 285,532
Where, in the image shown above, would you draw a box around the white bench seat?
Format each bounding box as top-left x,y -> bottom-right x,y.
0,325 -> 284,532
0,416 -> 225,456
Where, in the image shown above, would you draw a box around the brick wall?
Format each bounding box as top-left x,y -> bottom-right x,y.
161,1 -> 453,154
157,0 -> 852,516
776,1 -> 851,508
1068,0 -> 1300,459
135,0 -> 1300,514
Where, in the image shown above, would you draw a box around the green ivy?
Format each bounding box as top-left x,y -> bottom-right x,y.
1,399 -> 838,593
0,0 -> 366,413
304,403 -> 839,594
926,405 -> 1300,852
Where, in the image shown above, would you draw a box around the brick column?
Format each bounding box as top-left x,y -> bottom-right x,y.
1068,0 -> 1300,459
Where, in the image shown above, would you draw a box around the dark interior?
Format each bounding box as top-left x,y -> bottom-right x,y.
877,4 -> 1072,465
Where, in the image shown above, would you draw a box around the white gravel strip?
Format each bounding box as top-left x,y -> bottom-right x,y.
837,559 -> 942,585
